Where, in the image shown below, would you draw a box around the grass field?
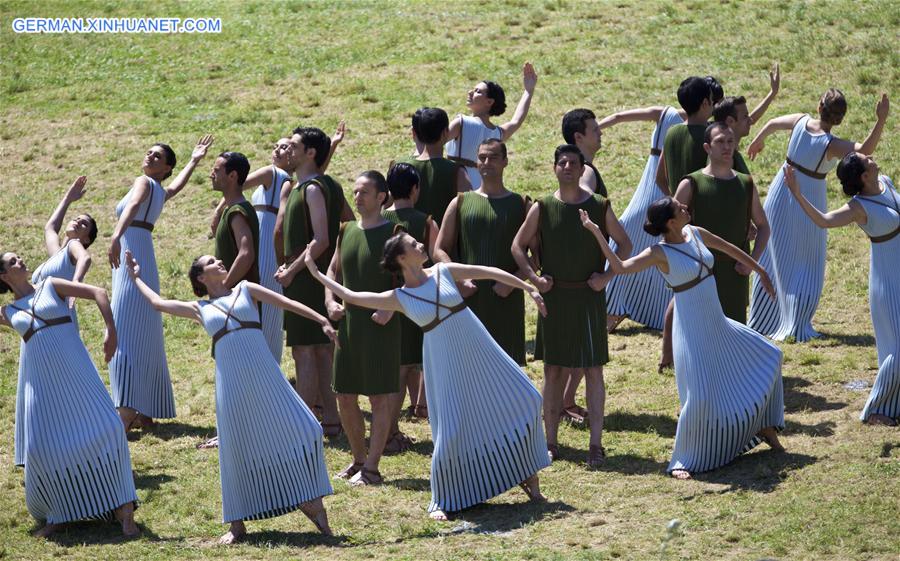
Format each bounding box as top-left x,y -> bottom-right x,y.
1,1 -> 899,559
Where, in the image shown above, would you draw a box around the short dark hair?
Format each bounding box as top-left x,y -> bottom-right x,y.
359,170 -> 388,205
836,152 -> 866,197
712,95 -> 747,123
478,138 -> 507,159
0,253 -> 11,294
561,108 -> 596,145
82,213 -> 98,248
677,76 -> 713,116
704,121 -> 731,144
152,143 -> 177,180
292,127 -> 331,168
386,162 -> 419,201
218,151 -> 251,186
644,197 -> 677,236
188,256 -> 208,297
412,107 -> 450,145
554,144 -> 585,166
705,76 -> 724,104
381,228 -> 409,274
819,88 -> 847,125
483,80 -> 507,116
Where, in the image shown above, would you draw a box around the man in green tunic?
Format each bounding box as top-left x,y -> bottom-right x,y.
562,108 -> 608,197
656,76 -> 716,195
400,107 -> 471,225
212,151 -> 259,287
326,171 -> 400,485
512,145 -> 632,468
275,127 -> 354,438
673,122 -> 770,323
436,138 -> 529,365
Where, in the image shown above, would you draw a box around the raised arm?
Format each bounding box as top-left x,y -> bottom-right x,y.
596,106 -> 666,130
222,212 -> 256,289
163,134 -> 214,201
783,165 -> 864,228
304,247 -> 402,312
245,281 -> 335,342
748,63 -> 780,125
746,113 -> 804,160
44,176 -> 87,256
108,176 -> 151,269
123,251 -> 201,321
579,209 -> 665,274
499,62 -> 537,140
51,278 -> 117,362
828,93 -> 890,159
321,121 -> 345,172
433,196 -> 460,263
238,165 -> 274,193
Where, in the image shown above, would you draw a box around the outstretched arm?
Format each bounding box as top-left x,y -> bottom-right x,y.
695,227 -> 775,298
828,93 -> 890,159
44,176 -> 87,256
748,63 -> 780,125
579,209 -> 666,274
746,113 -> 804,160
499,62 -> 537,140
321,120 -> 345,172
304,247 -> 402,312
163,134 -> 214,201
596,106 -> 666,130
51,278 -> 117,362
443,262 -> 547,316
783,165 -> 864,228
108,176 -> 151,269
245,282 -> 335,342
123,251 -> 201,321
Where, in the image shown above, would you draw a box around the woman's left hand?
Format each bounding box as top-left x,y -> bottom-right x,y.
523,62 -> 537,93
578,209 -> 600,233
321,323 -> 337,343
103,328 -> 117,363
759,270 -> 776,299
530,289 -> 548,317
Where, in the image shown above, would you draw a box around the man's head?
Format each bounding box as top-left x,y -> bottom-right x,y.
477,138 -> 508,181
702,122 -> 735,165
353,170 -> 389,216
290,127 -> 331,168
386,162 -> 420,203
712,96 -> 751,138
210,152 -> 250,191
412,107 -> 450,145
677,76 -> 715,118
562,108 -> 601,155
553,144 -> 585,186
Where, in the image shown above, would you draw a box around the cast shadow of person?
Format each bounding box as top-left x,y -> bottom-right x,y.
783,376 -> 847,413
688,450 -> 817,494
446,498 -> 576,534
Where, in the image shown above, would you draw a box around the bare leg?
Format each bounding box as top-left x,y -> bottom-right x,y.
543,365 -> 567,458
218,520 -> 246,545
659,299 -> 675,371
114,500 -> 140,537
520,473 -> 545,501
314,344 -> 341,432
415,370 -> 428,418
360,394 -> 393,475
584,367 -> 606,449
757,426 -> 785,451
562,370 -> 584,410
117,406 -> 139,431
299,497 -> 332,536
336,394 -> 367,466
389,367 -> 412,436
292,345 -> 318,410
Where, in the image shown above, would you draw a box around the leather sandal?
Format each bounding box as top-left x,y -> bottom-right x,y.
383,431 -> 413,455
334,461 -> 363,480
547,443 -> 559,462
350,467 -> 383,486
587,444 -> 606,469
561,404 -> 589,426
322,423 -> 343,438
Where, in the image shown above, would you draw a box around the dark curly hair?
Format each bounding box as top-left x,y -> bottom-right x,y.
0,253 -> 11,294
644,197 -> 677,236
188,256 -> 208,297
483,80 -> 507,116
835,152 -> 866,197
152,143 -> 177,180
380,227 -> 410,274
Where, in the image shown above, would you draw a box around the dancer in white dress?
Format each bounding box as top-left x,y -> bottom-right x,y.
303,234 -> 550,521
0,253 -> 138,538
107,136 -> 214,431
445,62 -> 537,189
124,251 -> 335,544
747,91 -> 889,341
783,160 -> 900,426
579,199 -> 785,479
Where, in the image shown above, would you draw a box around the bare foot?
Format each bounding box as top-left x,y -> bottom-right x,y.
607,314 -> 627,333
115,501 -> 140,537
197,436 -> 219,450
299,498 -> 332,536
519,474 -> 546,502
866,414 -> 898,427
671,469 -> 692,480
118,407 -> 140,431
429,509 -> 448,521
658,359 -> 673,374
757,427 -> 785,452
33,523 -> 61,538
217,521 -> 246,545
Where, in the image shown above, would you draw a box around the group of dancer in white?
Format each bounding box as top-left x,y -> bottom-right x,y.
2,62 -> 896,543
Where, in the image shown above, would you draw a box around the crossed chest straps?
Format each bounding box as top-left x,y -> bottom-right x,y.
130,182 -> 156,231
208,290 -> 261,358
858,191 -> 900,243
397,267 -> 468,333
8,283 -> 72,343
662,235 -> 714,293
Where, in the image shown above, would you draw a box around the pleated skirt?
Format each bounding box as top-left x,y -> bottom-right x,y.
860,238 -> 900,421
669,277 -> 784,474
215,328 -> 332,522
422,308 -> 549,513
19,325 -> 137,524
109,228 -> 176,417
256,210 -> 284,362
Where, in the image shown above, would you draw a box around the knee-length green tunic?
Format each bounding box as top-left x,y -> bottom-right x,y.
332,221 -> 401,395
382,207 -> 429,366
215,200 -> 260,285
534,193 -> 609,368
457,191 -> 528,365
282,175 -> 347,346
664,124 -> 708,193
685,170 -> 754,323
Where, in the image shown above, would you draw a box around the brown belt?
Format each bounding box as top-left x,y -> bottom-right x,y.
552,279 -> 590,289
650,148 -> 662,156
870,226 -> 900,244
130,220 -> 154,232
667,272 -> 714,293
422,302 -> 468,332
210,322 -> 261,358
448,155 -> 478,168
785,158 -> 827,180
22,316 -> 72,343
254,204 -> 278,214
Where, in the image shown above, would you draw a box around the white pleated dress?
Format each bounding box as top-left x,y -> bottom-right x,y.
445,115 -> 502,189
606,106 -> 684,329
199,282 -> 332,522
5,280 -> 137,523
856,176 -> 900,422
109,177 -> 176,418
395,263 -> 549,513
749,116 -> 838,341
661,227 -> 784,474
251,165 -> 291,362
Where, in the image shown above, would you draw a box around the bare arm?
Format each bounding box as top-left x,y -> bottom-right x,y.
45,176 -> 87,256
108,176 -> 151,268
748,63 -> 780,125
748,179 -> 770,260
511,203 -> 552,291
123,251 -> 201,321
783,166 -> 864,228
340,196 -> 355,222
579,209 -> 666,274
425,217 -> 440,262
673,177 -> 694,207
604,205 -> 632,261
163,134 -> 214,201
274,184 -> 329,286
596,106 -> 666,130
499,62 -> 537,140
305,247 -> 402,312
696,226 -> 772,299
828,93 -> 890,159
320,121 -> 345,172
245,281 -> 335,341
238,166 -> 274,193
433,196 -> 460,263
323,238 -> 345,320
222,212 -> 256,289
447,115 -> 462,142
655,154 -> 670,196
51,278 -> 117,362
746,113 -> 804,160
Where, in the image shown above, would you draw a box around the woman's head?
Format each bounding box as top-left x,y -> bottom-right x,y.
467,81 -> 506,117
381,230 -> 426,274
143,143 -> 176,180
65,213 -> 99,248
836,152 -> 878,197
272,137 -> 294,170
643,197 -> 690,236
0,252 -> 27,293
188,255 -> 228,297
818,88 -> 847,125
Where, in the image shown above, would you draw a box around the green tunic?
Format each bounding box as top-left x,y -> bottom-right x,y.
282,175 -> 347,346
215,200 -> 260,284
332,221 -> 401,395
586,162 -> 608,198
685,170 -> 754,323
457,191 -> 528,365
664,124 -> 708,193
400,157 -> 458,225
534,193 -> 609,368
733,151 -> 750,175
382,207 -> 429,366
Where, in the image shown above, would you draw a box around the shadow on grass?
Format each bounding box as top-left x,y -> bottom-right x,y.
604,411 -> 677,437
552,444 -> 669,475
784,419 -> 836,437
43,519 -> 164,546
386,477 -> 431,491
240,529 -> 350,548
608,324 -> 661,338
133,471 -> 175,490
688,451 -> 817,494
816,330 -> 876,347
783,376 -> 847,413
448,499 -> 576,534
128,421 -> 217,442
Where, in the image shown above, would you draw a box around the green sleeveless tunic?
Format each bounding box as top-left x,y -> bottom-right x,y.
400,157 -> 458,225
534,193 -> 609,367
685,170 -> 754,323
457,191 -> 528,365
382,207 -> 429,366
664,124 -> 708,193
332,221 -> 401,395
733,151 -> 750,175
215,200 -> 260,284
586,162 -> 608,198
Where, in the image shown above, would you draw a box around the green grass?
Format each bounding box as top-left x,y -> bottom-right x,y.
2,0 -> 899,559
